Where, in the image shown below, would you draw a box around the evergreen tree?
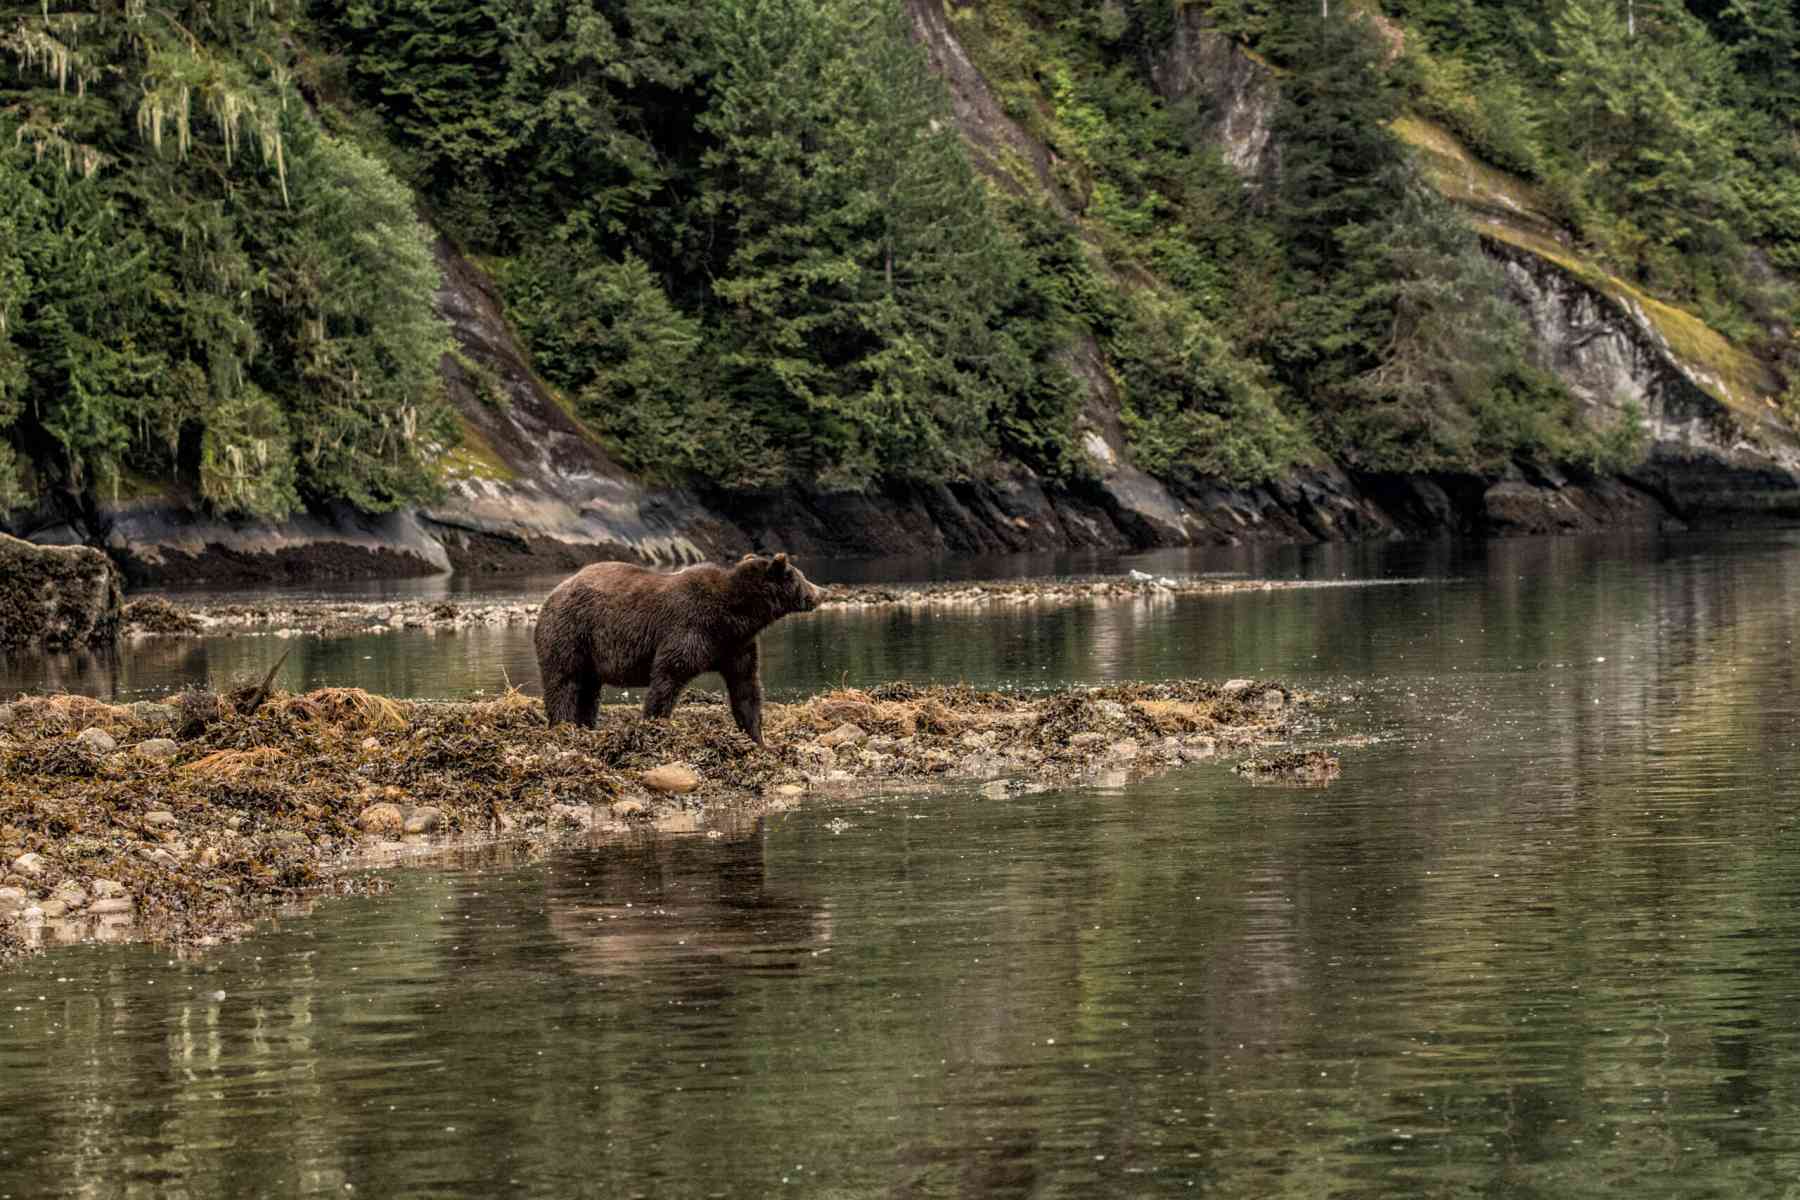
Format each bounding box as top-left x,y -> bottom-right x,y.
697,0 -> 1025,487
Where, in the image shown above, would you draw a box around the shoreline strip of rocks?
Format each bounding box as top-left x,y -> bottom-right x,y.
0,678 -> 1338,962
118,574 -> 1438,640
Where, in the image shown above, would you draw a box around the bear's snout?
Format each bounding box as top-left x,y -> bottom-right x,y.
800,581 -> 824,612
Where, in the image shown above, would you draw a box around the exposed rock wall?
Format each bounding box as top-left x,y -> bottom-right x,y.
1489,240 -> 1800,520
1150,9 -> 1278,182
0,534 -> 122,651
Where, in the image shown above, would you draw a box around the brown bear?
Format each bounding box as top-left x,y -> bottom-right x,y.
533,553 -> 824,744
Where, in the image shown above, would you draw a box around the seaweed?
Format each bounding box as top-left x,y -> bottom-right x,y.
2,679 -> 1335,963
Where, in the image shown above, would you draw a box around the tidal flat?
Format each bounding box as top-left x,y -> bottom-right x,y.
0,677 -> 1332,962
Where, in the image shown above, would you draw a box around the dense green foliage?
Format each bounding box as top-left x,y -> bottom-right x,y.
1382,0 -> 1800,358
0,0 -> 453,518
3,0 -> 1794,521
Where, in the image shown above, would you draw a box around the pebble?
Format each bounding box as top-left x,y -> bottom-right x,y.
11,852 -> 47,878
818,723 -> 867,749
1221,679 -> 1256,698
361,737 -> 380,752
640,764 -> 700,795
19,905 -> 45,925
403,807 -> 444,834
75,726 -> 117,754
38,899 -> 68,919
356,803 -> 405,834
1093,700 -> 1128,721
1068,731 -> 1107,748
89,896 -> 135,916
143,811 -> 177,827
771,783 -> 806,798
979,780 -> 1011,799
609,798 -> 648,819
51,882 -> 88,911
92,879 -> 126,898
141,847 -> 180,869
135,738 -> 180,760
0,886 -> 26,917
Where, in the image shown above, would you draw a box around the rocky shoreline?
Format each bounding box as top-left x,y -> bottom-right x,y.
0,678 -> 1337,962
119,573 -> 1424,640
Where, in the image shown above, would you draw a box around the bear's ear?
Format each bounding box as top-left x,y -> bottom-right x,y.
768,552 -> 790,575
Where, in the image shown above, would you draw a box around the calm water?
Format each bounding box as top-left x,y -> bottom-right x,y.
6,532 -> 1800,1196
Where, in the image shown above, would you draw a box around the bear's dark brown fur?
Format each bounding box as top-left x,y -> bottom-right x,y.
533,553 -> 824,744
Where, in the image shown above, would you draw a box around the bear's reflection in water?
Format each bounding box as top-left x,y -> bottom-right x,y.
543,825 -> 832,982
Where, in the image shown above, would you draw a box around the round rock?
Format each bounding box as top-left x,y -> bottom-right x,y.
143,810 -> 177,828
11,852 -> 47,878
402,807 -> 444,835
75,726 -> 117,754
818,723 -> 867,750
51,882 -> 88,911
88,895 -> 135,916
357,803 -> 405,835
91,878 -> 127,898
135,738 -> 180,761
640,764 -> 700,795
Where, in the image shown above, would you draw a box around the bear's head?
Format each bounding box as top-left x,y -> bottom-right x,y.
737,553 -> 824,615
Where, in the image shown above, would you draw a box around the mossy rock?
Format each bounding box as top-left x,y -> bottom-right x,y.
0,533 -> 123,652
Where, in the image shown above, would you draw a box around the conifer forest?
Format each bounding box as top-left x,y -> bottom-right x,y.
2,0 -> 1796,534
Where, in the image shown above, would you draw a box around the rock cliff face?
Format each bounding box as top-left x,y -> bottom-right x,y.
1490,241 -> 1800,521
1149,9 -> 1278,181
0,534 -> 122,651
4,3 -> 1792,583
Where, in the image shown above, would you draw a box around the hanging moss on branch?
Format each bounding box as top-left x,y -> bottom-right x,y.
0,0 -> 455,520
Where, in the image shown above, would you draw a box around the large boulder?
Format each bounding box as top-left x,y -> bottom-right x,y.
0,533 -> 123,652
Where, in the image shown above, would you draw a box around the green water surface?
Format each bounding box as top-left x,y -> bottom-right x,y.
4,533 -> 1800,1197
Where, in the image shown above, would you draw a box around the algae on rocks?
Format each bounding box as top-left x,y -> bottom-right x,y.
0,678 -> 1332,963
0,534 -> 123,652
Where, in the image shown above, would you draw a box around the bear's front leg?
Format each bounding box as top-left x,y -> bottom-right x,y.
721,643 -> 764,746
